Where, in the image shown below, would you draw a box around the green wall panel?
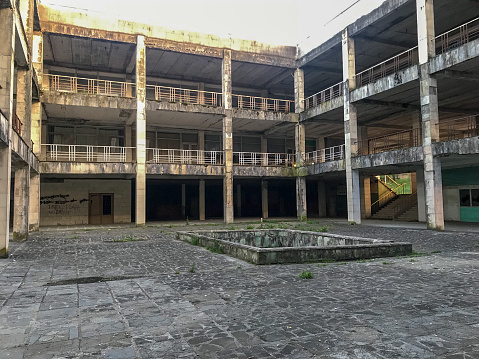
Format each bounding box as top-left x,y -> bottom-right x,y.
460,207 -> 479,222
443,167 -> 479,186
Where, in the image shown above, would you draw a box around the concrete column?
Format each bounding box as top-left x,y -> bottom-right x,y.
236,184 -> 241,217
0,147 -> 11,257
31,33 -> 43,157
0,8 -> 15,256
13,166 -> 30,240
417,169 -> 426,222
261,135 -> 267,166
29,173 -> 40,231
136,35 -> 146,226
199,180 -> 205,221
342,27 -> 361,224
222,49 -> 234,223
198,130 -> 205,164
125,125 -> 132,162
261,180 -> 268,219
362,177 -> 371,219
181,184 -> 186,218
318,181 -> 327,218
295,123 -> 307,221
16,67 -> 33,145
294,68 -> 304,113
417,0 -> 444,230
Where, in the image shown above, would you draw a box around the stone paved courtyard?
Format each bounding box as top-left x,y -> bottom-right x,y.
1,220 -> 478,358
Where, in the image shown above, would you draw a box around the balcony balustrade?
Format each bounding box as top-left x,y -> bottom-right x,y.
304,145 -> 345,165
357,128 -> 422,155
233,152 -> 294,166
436,17 -> 479,54
304,82 -> 343,110
147,149 -> 224,165
147,85 -> 222,106
232,95 -> 293,113
43,144 -> 135,162
45,74 -> 135,97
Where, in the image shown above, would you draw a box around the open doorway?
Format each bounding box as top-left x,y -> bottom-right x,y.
89,193 -> 114,224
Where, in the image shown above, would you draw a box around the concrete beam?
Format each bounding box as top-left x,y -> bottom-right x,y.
300,97 -> 344,121
436,69 -> 479,82
355,34 -> 416,50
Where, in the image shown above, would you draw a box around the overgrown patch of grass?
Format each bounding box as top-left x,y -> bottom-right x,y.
189,263 -> 196,273
246,225 -> 255,229
317,226 -> 328,233
382,261 -> 393,265
174,271 -> 180,275
190,236 -> 201,246
207,244 -> 224,254
298,271 -> 313,279
70,235 -> 78,239
408,251 -> 429,258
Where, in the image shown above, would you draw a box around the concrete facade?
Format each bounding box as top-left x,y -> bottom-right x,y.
0,0 -> 478,253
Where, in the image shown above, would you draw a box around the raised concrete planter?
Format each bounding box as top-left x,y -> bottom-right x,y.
176,229 -> 412,265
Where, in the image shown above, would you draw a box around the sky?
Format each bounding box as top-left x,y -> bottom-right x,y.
39,0 -> 385,53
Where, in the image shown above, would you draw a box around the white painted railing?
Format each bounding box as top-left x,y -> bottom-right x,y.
233,152 -> 294,166
304,145 -> 345,165
147,85 -> 222,106
304,82 -> 343,109
43,144 -> 135,162
45,74 -> 135,97
232,94 -> 293,113
147,148 -> 224,165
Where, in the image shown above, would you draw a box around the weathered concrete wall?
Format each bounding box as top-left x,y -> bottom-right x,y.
300,97 -> 343,121
146,99 -> 224,116
233,166 -> 295,177
0,111 -> 8,145
11,130 -> 39,172
41,91 -> 136,109
41,162 -> 136,175
232,109 -> 297,123
307,160 -> 346,175
40,179 -> 131,226
443,188 -> 460,221
38,4 -> 296,67
429,39 -> 479,74
147,164 -> 223,176
350,66 -> 418,102
351,147 -> 423,169
432,137 -> 479,156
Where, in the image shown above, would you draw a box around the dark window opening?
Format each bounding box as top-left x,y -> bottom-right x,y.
103,195 -> 112,215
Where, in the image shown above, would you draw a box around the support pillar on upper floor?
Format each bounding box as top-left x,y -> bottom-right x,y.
361,177 -> 371,219
222,49 -> 234,224
417,0 -> 444,230
294,68 -> 307,221
0,7 -> 15,256
342,27 -> 361,224
136,35 -> 146,226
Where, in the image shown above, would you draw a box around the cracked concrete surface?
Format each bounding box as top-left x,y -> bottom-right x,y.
0,220 -> 478,358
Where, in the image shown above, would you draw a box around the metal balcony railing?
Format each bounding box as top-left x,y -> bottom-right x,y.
357,128 -> 422,155
147,149 -> 224,165
43,144 -> 135,162
354,47 -> 418,87
147,85 -> 222,106
304,145 -> 345,165
45,74 -> 135,97
435,17 -> 479,54
233,152 -> 294,166
12,111 -> 23,135
439,114 -> 478,141
232,95 -> 293,113
304,82 -> 343,110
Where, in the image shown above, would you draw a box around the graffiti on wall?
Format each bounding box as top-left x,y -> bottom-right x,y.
40,194 -> 88,215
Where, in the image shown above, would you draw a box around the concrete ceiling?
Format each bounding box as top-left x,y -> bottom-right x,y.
303,0 -> 479,98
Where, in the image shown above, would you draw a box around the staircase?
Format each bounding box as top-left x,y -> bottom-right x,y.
371,194 -> 418,221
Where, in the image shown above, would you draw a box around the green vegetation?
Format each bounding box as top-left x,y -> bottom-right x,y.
382,261 -> 393,265
207,244 -> 224,254
174,271 -> 180,275
189,263 -> 196,273
298,271 -> 313,279
246,225 -> 255,229
190,236 -> 201,246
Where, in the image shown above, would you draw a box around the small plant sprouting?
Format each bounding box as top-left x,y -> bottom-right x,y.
408,251 -> 429,258
189,263 -> 196,273
207,244 -> 224,254
190,236 -> 201,246
70,235 -> 78,239
174,271 -> 180,275
227,226 -> 236,230
318,226 -> 328,233
298,271 -> 313,279
382,261 -> 393,265
186,217 -> 189,226
246,225 -> 255,229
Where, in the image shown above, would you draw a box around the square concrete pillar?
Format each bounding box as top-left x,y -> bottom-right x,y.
0,8 -> 15,120
31,33 -> 43,157
342,28 -> 361,225
16,67 -> 33,145
262,180 -> 268,219
222,49 -> 234,223
294,68 -> 304,113
135,35 -> 146,226
318,181 -> 327,218
361,177 -> 371,219
29,173 -> 40,232
296,177 -> 307,221
13,166 -> 30,240
417,169 -> 426,223
0,147 -> 11,257
199,180 -> 205,221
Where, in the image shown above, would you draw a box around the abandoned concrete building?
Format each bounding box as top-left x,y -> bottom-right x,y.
1,0 -> 479,255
